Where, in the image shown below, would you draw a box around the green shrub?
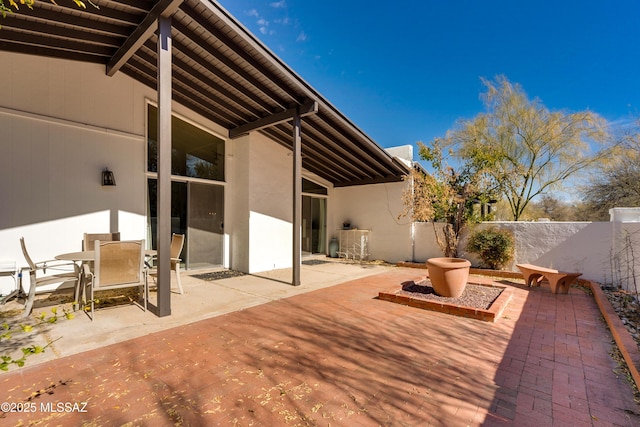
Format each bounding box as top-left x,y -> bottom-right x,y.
466,227 -> 514,269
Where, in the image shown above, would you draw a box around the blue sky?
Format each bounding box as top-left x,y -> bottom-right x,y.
218,0 -> 640,157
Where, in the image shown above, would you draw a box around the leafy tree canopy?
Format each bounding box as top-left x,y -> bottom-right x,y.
399,141 -> 497,257
431,75 -> 612,221
1,0 -> 91,19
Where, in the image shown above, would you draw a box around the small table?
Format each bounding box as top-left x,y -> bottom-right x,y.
55,249 -> 157,262
0,260 -> 19,305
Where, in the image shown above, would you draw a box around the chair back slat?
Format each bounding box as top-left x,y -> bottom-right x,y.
83,232 -> 121,251
94,240 -> 144,288
170,233 -> 185,259
19,237 -> 36,270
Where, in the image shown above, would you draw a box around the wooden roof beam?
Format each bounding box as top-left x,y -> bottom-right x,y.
229,100 -> 318,139
107,0 -> 183,76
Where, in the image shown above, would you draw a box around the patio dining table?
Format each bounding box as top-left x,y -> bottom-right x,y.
55,249 -> 157,310
55,249 -> 158,262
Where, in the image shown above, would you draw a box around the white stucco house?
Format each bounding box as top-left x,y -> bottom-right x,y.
0,0 -> 426,314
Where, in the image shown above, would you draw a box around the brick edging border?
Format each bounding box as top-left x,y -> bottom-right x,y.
396,261 -> 640,391
379,281 -> 514,323
588,280 -> 640,391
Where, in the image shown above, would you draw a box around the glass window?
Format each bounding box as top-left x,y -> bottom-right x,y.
302,178 -> 327,195
147,105 -> 225,181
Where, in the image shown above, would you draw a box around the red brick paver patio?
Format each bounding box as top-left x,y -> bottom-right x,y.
1,268 -> 639,426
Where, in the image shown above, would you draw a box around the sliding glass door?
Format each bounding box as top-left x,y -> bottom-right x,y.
301,178 -> 328,255
187,182 -> 224,269
147,104 -> 226,269
146,180 -> 187,248
147,179 -> 224,269
302,195 -> 327,255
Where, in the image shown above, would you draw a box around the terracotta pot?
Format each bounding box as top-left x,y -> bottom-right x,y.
426,257 -> 471,298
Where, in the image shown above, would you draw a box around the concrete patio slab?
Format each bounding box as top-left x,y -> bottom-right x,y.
0,260 -> 391,364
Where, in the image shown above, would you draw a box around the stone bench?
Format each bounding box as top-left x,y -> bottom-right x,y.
516,263 -> 582,294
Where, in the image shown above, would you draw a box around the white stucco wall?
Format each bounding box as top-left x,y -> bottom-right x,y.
412,222 -> 452,261
0,53 -> 154,280
611,221 -> 640,291
406,220 -> 637,286
457,222 -> 615,284
4,53 -> 146,133
228,135 -> 251,273
248,134 -> 293,272
332,181 -> 413,263
228,133 -> 295,273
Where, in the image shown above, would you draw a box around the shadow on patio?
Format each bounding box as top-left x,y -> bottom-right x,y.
1,266 -> 639,425
483,281 -> 640,426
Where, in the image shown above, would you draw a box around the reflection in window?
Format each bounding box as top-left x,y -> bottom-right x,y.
147,105 -> 225,181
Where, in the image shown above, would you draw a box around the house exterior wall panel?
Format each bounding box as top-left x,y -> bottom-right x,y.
4,52 -> 146,136
0,53 -> 150,272
229,135 -> 251,272
333,181 -> 413,263
246,133 -> 293,273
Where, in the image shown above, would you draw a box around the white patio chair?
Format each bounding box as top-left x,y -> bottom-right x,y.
19,237 -> 79,318
83,240 -> 148,321
83,232 -> 121,251
82,232 -> 121,298
148,233 -> 185,295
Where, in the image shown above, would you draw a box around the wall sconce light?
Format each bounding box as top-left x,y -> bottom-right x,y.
102,168 -> 116,186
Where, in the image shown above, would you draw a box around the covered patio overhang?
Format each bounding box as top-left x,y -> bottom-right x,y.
0,0 -> 411,316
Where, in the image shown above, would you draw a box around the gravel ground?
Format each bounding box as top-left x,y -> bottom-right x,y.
601,287 -> 640,401
399,279 -> 503,310
603,287 -> 640,350
192,270 -> 247,281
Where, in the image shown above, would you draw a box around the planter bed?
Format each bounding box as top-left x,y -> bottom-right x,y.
379,278 -> 513,323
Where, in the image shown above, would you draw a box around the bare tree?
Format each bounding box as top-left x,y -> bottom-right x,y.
581,123 -> 640,219
520,194 -> 578,221
433,75 -> 612,220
